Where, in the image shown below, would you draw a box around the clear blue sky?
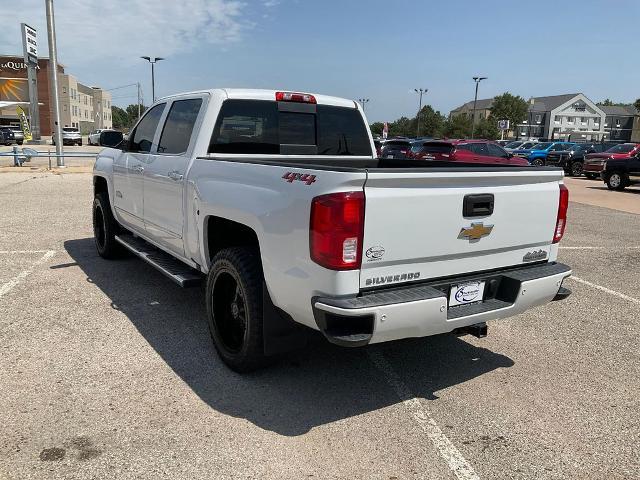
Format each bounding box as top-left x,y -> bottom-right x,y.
5,0 -> 640,122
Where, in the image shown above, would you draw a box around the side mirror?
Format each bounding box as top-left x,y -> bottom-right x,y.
99,130 -> 124,148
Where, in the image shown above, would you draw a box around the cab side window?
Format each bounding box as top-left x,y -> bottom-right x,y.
129,103 -> 165,153
157,98 -> 203,154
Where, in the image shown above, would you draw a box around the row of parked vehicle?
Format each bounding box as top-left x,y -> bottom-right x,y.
376,137 -> 640,191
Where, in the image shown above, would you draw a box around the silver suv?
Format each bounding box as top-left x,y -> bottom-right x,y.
53,127 -> 82,146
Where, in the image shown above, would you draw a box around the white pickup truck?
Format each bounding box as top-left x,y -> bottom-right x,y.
92,88 -> 572,372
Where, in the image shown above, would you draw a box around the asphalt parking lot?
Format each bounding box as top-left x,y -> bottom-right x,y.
0,171 -> 638,480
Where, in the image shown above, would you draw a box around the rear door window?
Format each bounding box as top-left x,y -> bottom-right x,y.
487,143 -> 508,158
471,143 -> 489,156
209,100 -> 372,156
421,142 -> 454,154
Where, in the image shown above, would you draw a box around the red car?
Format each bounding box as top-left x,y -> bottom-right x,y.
408,139 -> 529,165
583,143 -> 640,179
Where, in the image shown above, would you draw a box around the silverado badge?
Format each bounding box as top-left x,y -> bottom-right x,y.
458,222 -> 494,241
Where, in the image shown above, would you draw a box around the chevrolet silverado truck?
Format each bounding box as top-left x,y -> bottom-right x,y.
92,89 -> 572,372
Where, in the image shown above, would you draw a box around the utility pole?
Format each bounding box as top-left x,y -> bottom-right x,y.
141,56 -> 164,102
414,88 -> 427,138
358,98 -> 369,112
45,0 -> 64,166
471,76 -> 487,139
137,82 -> 141,121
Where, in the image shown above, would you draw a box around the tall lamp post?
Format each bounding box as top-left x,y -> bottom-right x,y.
471,76 -> 487,139
414,88 -> 427,137
141,56 -> 164,102
358,98 -> 369,112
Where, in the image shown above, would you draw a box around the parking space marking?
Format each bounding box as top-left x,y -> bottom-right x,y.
0,250 -> 53,254
368,350 -> 480,480
569,275 -> 640,305
560,246 -> 640,250
0,250 -> 55,300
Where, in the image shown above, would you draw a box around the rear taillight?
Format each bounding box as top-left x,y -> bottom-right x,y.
275,91 -> 317,104
553,184 -> 569,243
310,192 -> 365,270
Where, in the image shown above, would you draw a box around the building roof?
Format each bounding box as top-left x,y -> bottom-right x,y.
599,105 -> 638,116
451,93 -> 585,114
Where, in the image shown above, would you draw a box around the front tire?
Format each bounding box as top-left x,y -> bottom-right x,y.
93,192 -> 122,259
606,172 -> 627,191
532,158 -> 544,166
570,161 -> 583,177
206,247 -> 267,372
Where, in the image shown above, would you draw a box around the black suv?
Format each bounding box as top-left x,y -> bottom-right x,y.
601,154 -> 640,191
545,142 -> 619,177
0,126 -> 21,146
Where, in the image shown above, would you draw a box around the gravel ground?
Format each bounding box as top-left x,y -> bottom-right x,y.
0,172 -> 638,479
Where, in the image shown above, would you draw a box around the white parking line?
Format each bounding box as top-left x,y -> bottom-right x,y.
0,250 -> 52,254
368,350 -> 480,480
559,246 -> 640,250
0,250 -> 55,299
568,276 -> 640,305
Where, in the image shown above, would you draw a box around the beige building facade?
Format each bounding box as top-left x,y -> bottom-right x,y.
59,73 -> 111,133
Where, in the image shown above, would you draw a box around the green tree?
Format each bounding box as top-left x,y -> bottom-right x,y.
597,99 -> 628,107
443,115 -> 472,138
488,92 -> 528,132
369,122 -> 384,136
474,118 -> 500,140
416,105 -> 446,138
634,98 -> 640,113
388,116 -> 414,137
112,106 -> 129,130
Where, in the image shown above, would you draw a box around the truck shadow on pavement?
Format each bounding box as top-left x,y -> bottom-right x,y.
65,238 -> 514,437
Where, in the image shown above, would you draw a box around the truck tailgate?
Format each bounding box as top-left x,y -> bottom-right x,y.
360,168 -> 564,289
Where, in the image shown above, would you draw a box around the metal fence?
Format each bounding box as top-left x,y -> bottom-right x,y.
0,146 -> 98,168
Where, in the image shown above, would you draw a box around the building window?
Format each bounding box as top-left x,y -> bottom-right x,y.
581,117 -> 586,124
62,86 -> 67,94
535,114 -> 541,123
566,116 -> 574,123
554,116 -> 561,123
616,119 -> 621,127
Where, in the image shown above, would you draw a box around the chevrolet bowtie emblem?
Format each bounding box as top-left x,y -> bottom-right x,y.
459,222 -> 494,241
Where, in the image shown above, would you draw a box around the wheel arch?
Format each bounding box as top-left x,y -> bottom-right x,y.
204,216 -> 261,269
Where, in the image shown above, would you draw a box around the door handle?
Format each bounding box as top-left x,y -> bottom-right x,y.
132,165 -> 144,174
168,170 -> 183,181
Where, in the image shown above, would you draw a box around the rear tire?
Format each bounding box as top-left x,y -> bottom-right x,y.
206,247 -> 267,372
606,172 -> 627,191
93,192 -> 122,259
532,158 -> 544,166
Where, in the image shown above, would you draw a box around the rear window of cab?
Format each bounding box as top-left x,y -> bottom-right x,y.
209,99 -> 372,156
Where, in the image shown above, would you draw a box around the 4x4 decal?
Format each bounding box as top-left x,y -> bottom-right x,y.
282,172 -> 317,185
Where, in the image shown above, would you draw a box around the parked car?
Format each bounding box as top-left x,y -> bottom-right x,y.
505,140 -> 538,152
405,139 -> 529,165
496,140 -> 511,147
545,143 -> 605,176
601,153 -> 640,190
381,139 -> 412,159
0,126 -> 23,145
52,127 -> 82,146
91,88 -> 571,372
512,142 -> 576,166
88,129 -> 106,145
0,129 -> 6,146
583,143 -> 640,179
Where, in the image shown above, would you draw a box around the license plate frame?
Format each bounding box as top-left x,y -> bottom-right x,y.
449,280 -> 486,308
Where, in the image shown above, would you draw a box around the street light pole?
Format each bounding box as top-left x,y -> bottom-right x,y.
414,88 -> 427,138
471,76 -> 487,139
141,56 -> 164,102
358,98 -> 369,112
45,0 -> 63,166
